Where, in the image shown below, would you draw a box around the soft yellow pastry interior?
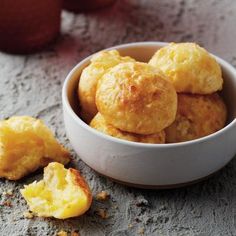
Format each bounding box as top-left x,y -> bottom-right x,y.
21,162 -> 92,219
0,116 -> 70,180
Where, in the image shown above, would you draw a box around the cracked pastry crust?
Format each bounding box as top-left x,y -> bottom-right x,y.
0,116 -> 70,180
96,62 -> 177,135
165,93 -> 227,143
78,50 -> 135,122
149,42 -> 223,94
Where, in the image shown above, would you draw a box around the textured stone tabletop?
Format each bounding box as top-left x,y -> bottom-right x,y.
1,0 -> 236,235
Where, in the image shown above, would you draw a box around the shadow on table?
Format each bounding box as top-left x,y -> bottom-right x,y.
123,155 -> 236,216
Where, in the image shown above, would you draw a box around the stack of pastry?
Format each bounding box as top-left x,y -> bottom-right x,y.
78,50 -> 177,144
149,43 -> 227,143
78,43 -> 227,144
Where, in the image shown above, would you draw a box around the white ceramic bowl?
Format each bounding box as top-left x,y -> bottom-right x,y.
62,42 -> 236,189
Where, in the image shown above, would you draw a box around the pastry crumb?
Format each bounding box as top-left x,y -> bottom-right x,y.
3,189 -> 13,197
23,211 -> 34,219
1,200 -> 12,207
135,197 -> 149,207
112,205 -> 118,209
71,232 -> 80,236
96,208 -> 109,219
96,191 -> 110,201
56,230 -> 80,236
57,230 -> 68,236
138,227 -> 145,235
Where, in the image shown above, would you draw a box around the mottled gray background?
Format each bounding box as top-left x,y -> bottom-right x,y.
1,0 -> 236,235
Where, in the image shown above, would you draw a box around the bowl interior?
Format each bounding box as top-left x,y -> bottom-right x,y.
66,43 -> 236,130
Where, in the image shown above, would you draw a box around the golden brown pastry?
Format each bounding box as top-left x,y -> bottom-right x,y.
90,113 -> 166,144
78,50 -> 135,122
149,43 -> 223,94
165,93 -> 227,143
0,116 -> 70,180
96,62 -> 177,135
21,162 -> 92,219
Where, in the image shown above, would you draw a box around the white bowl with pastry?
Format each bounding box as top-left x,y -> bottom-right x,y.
62,42 -> 236,188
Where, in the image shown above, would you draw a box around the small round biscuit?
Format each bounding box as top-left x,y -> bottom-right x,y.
78,50 -> 135,122
90,113 -> 166,144
96,62 -> 177,134
165,93 -> 227,143
149,43 -> 223,94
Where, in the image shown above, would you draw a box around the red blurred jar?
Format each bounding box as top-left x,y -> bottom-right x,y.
0,0 -> 62,54
63,0 -> 116,12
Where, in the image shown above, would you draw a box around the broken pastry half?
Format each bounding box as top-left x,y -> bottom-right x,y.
21,162 -> 92,219
0,116 -> 71,180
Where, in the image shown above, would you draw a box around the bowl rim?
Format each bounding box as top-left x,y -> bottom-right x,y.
62,41 -> 236,148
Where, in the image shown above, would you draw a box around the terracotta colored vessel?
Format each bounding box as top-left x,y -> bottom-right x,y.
63,0 -> 116,12
0,0 -> 62,54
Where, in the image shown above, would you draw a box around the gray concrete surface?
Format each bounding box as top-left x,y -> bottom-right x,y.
1,0 -> 236,235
